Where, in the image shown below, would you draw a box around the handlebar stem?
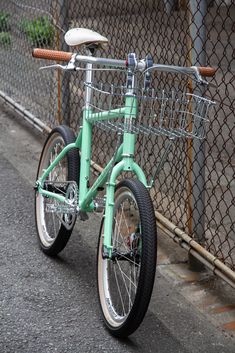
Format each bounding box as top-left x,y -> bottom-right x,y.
75,54 -> 127,68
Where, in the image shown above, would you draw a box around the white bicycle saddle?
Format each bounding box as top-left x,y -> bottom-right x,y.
64,28 -> 108,48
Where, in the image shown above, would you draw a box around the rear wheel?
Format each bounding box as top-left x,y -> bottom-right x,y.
97,179 -> 157,337
35,125 -> 80,256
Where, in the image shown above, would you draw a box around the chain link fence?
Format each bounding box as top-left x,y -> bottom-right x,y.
0,1 -> 234,279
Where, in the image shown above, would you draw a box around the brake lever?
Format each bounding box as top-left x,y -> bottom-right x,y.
39,54 -> 77,71
190,66 -> 217,87
186,67 -> 203,86
39,63 -> 78,71
39,64 -> 66,70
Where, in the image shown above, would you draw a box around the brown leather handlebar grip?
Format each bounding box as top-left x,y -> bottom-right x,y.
32,48 -> 73,62
198,67 -> 216,77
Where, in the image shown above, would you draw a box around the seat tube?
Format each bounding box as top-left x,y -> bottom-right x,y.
79,62 -> 93,205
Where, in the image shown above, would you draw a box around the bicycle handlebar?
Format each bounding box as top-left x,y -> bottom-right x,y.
32,48 -> 73,61
32,48 -> 216,78
197,67 -> 216,77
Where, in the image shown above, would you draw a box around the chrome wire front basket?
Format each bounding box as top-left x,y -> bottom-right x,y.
85,83 -> 215,139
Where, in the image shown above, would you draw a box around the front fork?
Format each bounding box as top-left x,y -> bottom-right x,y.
102,133 -> 147,258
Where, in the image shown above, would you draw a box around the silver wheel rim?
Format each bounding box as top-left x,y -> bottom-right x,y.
98,187 -> 142,327
35,133 -> 68,247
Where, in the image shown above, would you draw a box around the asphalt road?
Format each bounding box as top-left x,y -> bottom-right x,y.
0,101 -> 235,353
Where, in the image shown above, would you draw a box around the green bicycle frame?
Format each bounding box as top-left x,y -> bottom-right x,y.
37,63 -> 147,257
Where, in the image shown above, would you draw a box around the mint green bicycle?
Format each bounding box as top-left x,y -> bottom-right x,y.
33,28 -> 215,337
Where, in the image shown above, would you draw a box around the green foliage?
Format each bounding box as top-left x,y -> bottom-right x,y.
0,11 -> 10,31
19,18 -> 30,33
0,32 -> 12,46
20,16 -> 54,47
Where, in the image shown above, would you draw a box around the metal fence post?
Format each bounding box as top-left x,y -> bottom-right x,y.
188,0 -> 207,270
52,0 -> 70,125
60,0 -> 71,126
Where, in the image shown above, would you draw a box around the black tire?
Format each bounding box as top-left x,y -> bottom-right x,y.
97,179 -> 157,337
35,125 -> 80,256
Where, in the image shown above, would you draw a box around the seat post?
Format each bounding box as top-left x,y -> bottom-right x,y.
84,50 -> 94,109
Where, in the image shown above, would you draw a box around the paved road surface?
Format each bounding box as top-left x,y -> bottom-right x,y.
0,101 -> 235,353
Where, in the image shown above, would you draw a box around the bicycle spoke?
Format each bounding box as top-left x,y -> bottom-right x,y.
122,203 -> 132,236
113,214 -> 129,252
115,260 -> 134,311
113,250 -> 140,268
113,263 -> 126,316
116,259 -> 137,293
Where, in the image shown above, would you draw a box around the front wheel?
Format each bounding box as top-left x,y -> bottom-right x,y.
97,179 -> 157,337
